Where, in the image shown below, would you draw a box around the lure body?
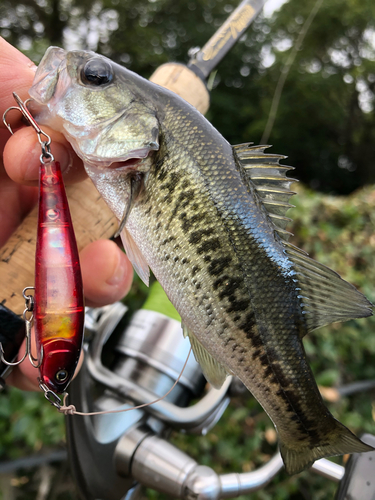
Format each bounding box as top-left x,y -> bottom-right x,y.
34,160 -> 84,393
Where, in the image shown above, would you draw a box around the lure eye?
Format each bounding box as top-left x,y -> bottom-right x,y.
55,369 -> 69,383
81,58 -> 113,86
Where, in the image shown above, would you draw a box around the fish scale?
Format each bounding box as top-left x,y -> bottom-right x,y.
127,98 -> 342,456
29,47 -> 374,475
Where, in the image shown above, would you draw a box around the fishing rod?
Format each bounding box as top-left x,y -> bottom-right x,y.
2,3 -> 375,499
0,0 -> 266,379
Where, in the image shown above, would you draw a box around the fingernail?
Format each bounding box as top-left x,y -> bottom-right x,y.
24,142 -> 44,181
106,251 -> 127,286
27,62 -> 37,72
51,143 -> 73,174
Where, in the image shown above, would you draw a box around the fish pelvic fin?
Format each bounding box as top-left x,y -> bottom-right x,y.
280,421 -> 374,475
120,227 -> 150,286
183,326 -> 229,389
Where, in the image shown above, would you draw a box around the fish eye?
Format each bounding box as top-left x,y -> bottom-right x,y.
55,369 -> 68,383
81,58 -> 113,86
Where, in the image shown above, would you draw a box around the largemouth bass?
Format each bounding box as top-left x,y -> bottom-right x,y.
29,47 -> 373,474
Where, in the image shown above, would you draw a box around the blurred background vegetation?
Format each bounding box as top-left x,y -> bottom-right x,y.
0,0 -> 375,498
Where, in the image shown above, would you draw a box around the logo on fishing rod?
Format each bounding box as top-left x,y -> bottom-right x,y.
202,5 -> 255,61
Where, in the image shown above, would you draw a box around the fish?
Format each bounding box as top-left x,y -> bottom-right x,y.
28,47 -> 373,474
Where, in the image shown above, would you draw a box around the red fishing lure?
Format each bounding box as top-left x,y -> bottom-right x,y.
35,159 -> 84,393
1,93 -> 84,396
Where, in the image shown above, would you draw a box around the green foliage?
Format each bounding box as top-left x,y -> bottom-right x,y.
1,0 -> 375,193
144,183 -> 375,500
4,185 -> 375,499
1,1 -> 375,497
0,388 -> 65,460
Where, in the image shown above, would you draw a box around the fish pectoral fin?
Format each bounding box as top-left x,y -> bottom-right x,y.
280,420 -> 374,475
120,227 -> 150,286
184,328 -> 229,389
114,175 -> 144,238
283,242 -> 373,335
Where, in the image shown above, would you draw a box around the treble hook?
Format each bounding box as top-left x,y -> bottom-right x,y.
2,93 -> 54,163
0,287 -> 42,369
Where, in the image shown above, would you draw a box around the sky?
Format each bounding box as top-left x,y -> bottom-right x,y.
263,0 -> 289,18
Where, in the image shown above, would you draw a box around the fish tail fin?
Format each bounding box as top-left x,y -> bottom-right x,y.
280,421 -> 374,475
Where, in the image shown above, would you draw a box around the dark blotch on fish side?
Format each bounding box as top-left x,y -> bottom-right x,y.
181,212 -> 207,233
252,348 -> 261,359
240,311 -> 256,336
161,172 -> 182,204
197,238 -> 221,255
217,277 -> 243,299
226,299 -> 250,313
208,256 -> 232,276
259,353 -> 269,366
248,331 -> 262,347
189,228 -> 215,245
272,362 -> 292,389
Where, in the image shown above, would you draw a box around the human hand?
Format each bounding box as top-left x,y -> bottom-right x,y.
0,38 -> 133,390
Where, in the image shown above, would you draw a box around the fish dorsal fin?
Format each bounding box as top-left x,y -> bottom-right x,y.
182,324 -> 228,389
283,242 -> 373,333
233,143 -> 373,332
233,143 -> 297,241
120,227 -> 150,286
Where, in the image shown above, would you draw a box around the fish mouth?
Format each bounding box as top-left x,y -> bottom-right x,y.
109,158 -> 142,170
84,147 -> 157,174
107,147 -> 154,171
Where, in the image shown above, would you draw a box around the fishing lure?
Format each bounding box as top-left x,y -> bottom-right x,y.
1,93 -> 84,395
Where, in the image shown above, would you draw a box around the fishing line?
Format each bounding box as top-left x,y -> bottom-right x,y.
56,347 -> 192,416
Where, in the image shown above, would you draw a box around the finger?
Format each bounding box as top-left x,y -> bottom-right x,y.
80,239 -> 133,308
0,177 -> 38,247
6,341 -> 39,391
0,37 -> 37,128
3,126 -> 86,185
6,239 -> 133,391
0,37 -> 37,157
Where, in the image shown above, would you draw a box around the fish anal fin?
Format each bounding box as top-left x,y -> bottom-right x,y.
120,227 -> 150,286
280,420 -> 374,475
282,242 -> 373,334
184,328 -> 228,389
